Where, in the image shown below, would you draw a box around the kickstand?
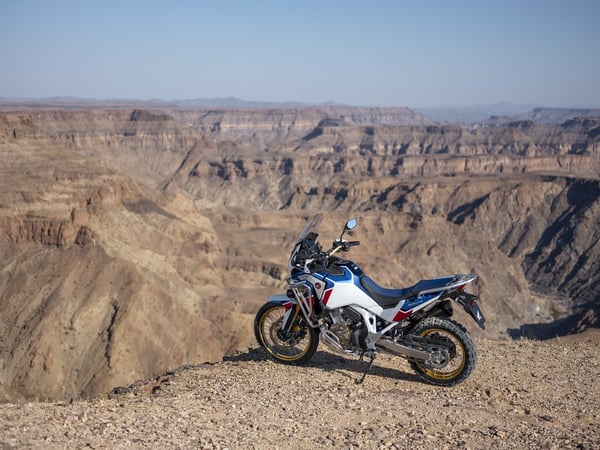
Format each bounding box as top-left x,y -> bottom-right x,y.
356,352 -> 377,384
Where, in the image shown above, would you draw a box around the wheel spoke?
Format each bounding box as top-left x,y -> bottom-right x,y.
417,329 -> 466,379
257,305 -> 314,362
408,317 -> 477,386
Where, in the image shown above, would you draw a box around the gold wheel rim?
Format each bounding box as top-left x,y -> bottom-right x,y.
415,328 -> 466,380
259,306 -> 311,361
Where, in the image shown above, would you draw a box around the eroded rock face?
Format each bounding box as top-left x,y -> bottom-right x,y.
0,139 -> 242,402
0,107 -> 598,401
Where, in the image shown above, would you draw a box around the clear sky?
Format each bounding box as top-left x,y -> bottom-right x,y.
1,0 -> 599,108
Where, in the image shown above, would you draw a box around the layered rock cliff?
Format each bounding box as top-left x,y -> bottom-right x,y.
1,107 -> 598,401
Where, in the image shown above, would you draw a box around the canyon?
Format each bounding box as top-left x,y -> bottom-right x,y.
0,104 -> 599,402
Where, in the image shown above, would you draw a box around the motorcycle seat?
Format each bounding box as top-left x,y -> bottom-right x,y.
360,275 -> 458,308
359,275 -> 415,307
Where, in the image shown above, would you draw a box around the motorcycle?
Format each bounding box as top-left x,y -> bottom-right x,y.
254,214 -> 486,385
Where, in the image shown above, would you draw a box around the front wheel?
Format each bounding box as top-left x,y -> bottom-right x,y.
408,317 -> 477,386
254,302 -> 319,365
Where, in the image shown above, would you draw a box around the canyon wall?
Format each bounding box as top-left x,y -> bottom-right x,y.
1,106 -> 598,401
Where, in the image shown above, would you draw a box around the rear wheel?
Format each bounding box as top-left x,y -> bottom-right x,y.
408,317 -> 477,386
254,302 -> 319,364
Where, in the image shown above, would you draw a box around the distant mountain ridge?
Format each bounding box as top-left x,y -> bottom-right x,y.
2,97 -> 599,125
171,97 -> 314,108
526,107 -> 600,124
414,103 -> 539,124
416,104 -> 600,125
0,96 -> 323,109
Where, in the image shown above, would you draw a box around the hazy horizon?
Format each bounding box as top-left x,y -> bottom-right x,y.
0,96 -> 581,112
1,1 -> 599,108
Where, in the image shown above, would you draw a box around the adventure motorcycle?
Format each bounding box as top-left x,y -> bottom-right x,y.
254,214 -> 486,385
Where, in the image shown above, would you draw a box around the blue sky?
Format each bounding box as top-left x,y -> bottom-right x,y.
1,0 -> 599,107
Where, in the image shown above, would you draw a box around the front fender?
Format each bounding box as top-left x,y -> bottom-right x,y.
267,293 -> 297,304
265,293 -> 299,334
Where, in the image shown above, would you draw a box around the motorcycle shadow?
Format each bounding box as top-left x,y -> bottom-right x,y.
224,347 -> 422,384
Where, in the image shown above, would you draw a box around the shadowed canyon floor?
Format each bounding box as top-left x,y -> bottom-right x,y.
1,105 -> 599,405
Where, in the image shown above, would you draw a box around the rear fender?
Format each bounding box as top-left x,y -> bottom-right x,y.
456,293 -> 486,329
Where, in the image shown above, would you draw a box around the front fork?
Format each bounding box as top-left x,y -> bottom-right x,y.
280,302 -> 300,337
266,293 -> 303,339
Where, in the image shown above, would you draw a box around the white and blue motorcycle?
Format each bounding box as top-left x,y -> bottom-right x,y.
254,214 -> 486,385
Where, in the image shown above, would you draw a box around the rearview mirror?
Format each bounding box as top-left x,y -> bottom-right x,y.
345,218 -> 357,230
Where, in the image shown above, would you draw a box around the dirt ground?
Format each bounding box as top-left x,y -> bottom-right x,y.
1,330 -> 599,449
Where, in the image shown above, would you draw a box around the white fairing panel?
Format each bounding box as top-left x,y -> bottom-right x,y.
324,280 -> 381,313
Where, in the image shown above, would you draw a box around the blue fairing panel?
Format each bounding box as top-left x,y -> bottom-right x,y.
401,293 -> 440,311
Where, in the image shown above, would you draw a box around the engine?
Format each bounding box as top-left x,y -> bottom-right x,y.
320,307 -> 368,353
328,322 -> 353,350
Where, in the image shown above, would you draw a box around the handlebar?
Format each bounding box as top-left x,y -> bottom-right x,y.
329,240 -> 361,256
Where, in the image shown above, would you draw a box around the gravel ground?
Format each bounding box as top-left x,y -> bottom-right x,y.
1,333 -> 599,449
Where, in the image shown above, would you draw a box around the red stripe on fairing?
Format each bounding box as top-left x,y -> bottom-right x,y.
322,289 -> 333,305
284,302 -> 293,310
393,310 -> 412,321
